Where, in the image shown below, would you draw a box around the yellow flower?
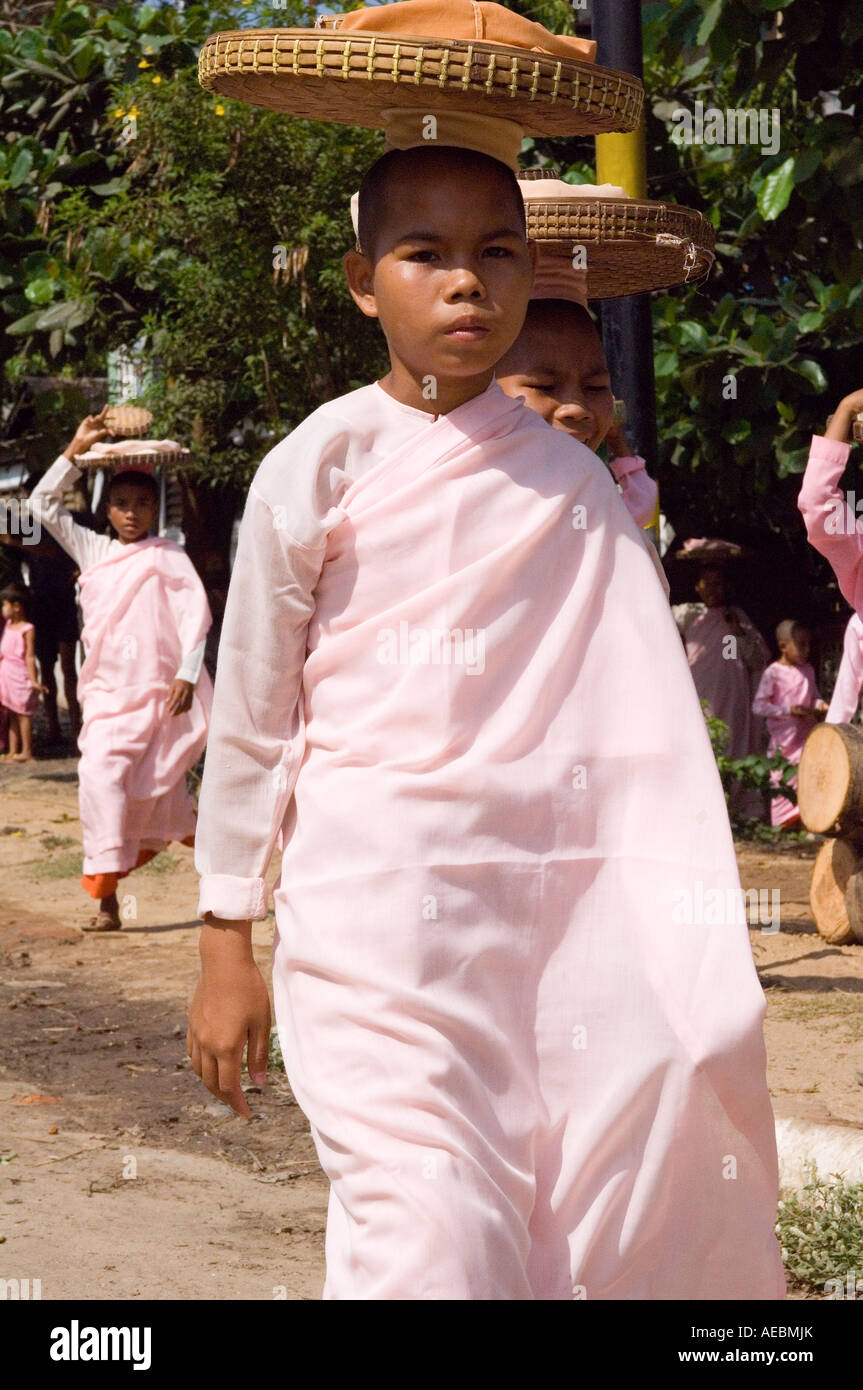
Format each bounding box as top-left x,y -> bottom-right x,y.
128,106 -> 140,118
151,74 -> 162,84
215,104 -> 225,115
138,59 -> 150,68
113,107 -> 124,118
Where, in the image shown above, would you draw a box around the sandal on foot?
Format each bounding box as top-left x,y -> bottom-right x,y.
83,911 -> 121,933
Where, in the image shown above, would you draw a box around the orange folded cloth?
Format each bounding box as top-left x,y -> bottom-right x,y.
337,0 -> 597,62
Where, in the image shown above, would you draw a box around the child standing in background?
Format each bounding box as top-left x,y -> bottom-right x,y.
753,621 -> 828,827
0,583 -> 46,761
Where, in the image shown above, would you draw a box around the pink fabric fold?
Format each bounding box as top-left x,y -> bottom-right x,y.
827,613 -> 863,724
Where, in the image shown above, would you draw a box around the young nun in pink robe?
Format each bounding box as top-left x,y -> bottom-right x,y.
491,183 -> 659,533
191,145 -> 783,1301
826,613 -> 863,724
752,621 -> 827,826
26,412 -> 213,928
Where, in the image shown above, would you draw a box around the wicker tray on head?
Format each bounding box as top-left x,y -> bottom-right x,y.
525,197 -> 715,297
198,28 -> 642,136
854,414 -> 863,445
74,441 -> 192,471
104,404 -> 153,438
676,538 -> 745,564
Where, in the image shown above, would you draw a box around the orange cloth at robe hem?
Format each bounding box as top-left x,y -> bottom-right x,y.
82,834 -> 196,899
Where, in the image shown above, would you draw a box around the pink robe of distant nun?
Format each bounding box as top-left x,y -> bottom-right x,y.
196,380 -> 783,1301
76,539 -> 213,874
673,602 -> 769,823
752,661 -> 820,826
827,614 -> 863,724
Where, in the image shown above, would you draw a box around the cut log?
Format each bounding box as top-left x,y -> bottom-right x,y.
844,869 -> 863,944
797,722 -> 863,834
810,837 -> 862,945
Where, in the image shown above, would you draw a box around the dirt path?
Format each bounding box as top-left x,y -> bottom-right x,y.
0,759 -> 327,1300
1,757 -> 862,1299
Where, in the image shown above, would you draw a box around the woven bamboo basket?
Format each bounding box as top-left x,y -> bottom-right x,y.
525,197 -> 715,296
104,404 -> 153,438
198,28 -> 642,136
74,444 -> 192,471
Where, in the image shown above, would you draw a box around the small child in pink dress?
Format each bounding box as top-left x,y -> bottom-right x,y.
0,584 -> 47,762
752,621 -> 828,826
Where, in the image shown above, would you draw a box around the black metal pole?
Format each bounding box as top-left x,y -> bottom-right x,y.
592,2 -> 659,483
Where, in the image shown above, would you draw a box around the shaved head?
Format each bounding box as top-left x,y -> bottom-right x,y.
776,619 -> 807,645
496,298 -> 599,375
356,146 -> 526,264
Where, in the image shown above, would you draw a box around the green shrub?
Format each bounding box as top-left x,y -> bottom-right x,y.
777,1176 -> 863,1293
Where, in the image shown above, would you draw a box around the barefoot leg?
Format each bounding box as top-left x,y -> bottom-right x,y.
59,642 -> 81,738
16,714 -> 33,761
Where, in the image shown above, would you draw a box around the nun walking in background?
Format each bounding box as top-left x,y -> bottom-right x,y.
672,539 -> 771,819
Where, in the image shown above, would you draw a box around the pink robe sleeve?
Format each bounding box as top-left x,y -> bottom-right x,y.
194,420 -> 350,921
176,639 -> 206,684
752,666 -> 787,719
797,434 -> 858,609
608,455 -> 658,530
827,617 -> 863,724
26,455 -> 112,571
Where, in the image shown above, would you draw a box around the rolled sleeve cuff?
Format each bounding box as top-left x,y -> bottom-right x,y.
810,434 -> 851,466
198,874 -> 268,922
608,454 -> 646,481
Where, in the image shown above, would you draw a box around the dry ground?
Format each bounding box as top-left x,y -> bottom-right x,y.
1,750 -> 860,1300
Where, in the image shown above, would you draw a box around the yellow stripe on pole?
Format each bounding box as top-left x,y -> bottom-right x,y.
644,482 -> 660,532
595,121 -> 647,199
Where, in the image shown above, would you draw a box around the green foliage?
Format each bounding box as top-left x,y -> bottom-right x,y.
268,1026 -> 286,1074
628,0 -> 863,555
1,0 -> 225,365
2,0 -> 387,484
4,0 -> 863,515
703,704 -> 800,839
777,1176 -> 863,1293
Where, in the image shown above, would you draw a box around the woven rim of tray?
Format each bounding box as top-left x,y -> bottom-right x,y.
197,29 -> 643,136
675,540 -> 745,563
854,415 -> 863,444
527,198 -> 715,295
75,446 -> 192,470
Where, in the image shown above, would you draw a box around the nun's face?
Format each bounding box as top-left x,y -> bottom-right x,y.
344,152 -> 534,399
695,566 -> 727,608
496,301 -> 614,452
107,481 -> 157,544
